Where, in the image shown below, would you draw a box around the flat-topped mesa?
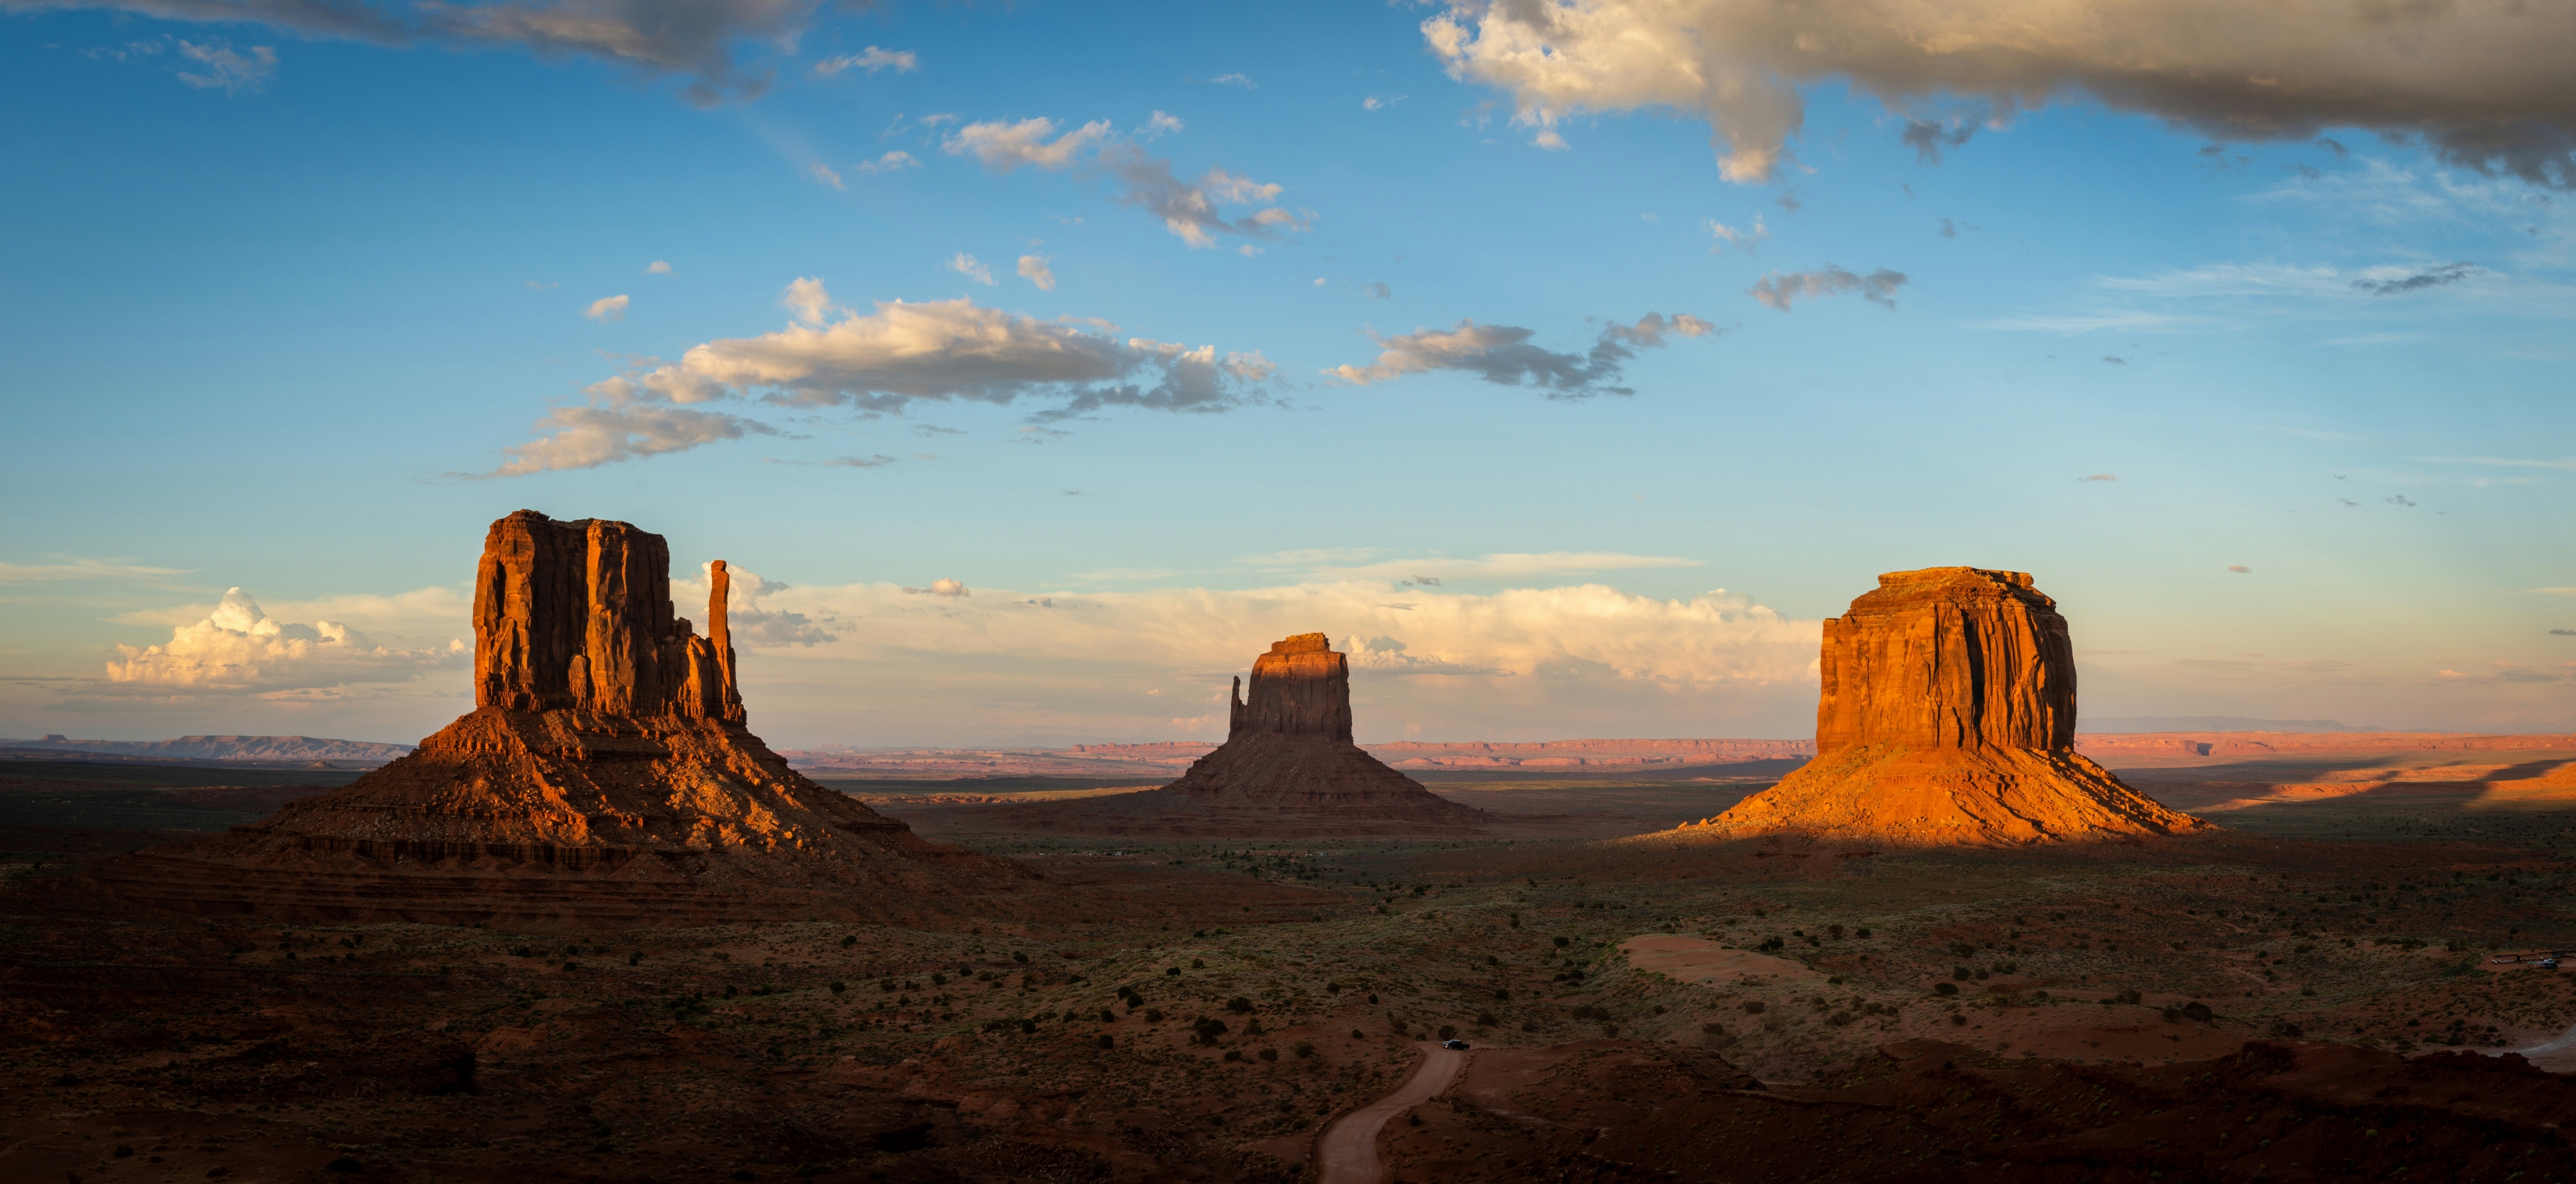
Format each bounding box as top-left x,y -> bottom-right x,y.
1231,632 -> 1355,739
1652,566 -> 2209,847
1814,567 -> 2075,755
473,510 -> 742,723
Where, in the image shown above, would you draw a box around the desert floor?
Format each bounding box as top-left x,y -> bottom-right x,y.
3,742 -> 2573,1182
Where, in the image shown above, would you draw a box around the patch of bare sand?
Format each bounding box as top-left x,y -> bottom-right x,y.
1620,933 -> 1821,985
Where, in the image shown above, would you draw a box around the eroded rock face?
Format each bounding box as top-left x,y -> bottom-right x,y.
1235,632 -> 1355,738
473,510 -> 740,723
81,509 -> 1026,926
1662,567 -> 2210,847
1814,567 -> 2073,753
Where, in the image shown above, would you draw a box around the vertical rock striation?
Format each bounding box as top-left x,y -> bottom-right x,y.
78,510 -> 1028,926
1663,567 -> 2208,846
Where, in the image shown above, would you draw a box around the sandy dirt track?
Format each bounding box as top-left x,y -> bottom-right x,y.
1317,1044 -> 1466,1184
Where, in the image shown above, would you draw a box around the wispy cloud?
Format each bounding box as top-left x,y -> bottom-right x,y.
856,151 -> 917,175
0,558 -> 190,584
1325,312 -> 1718,398
584,293 -> 629,322
1016,254 -> 1055,291
1749,265 -> 1906,311
812,46 -> 916,76
2417,455 -> 2576,471
2351,261 -> 2482,295
1706,215 -> 1767,256
945,252 -> 994,285
1975,311 -> 2204,334
175,40 -> 276,93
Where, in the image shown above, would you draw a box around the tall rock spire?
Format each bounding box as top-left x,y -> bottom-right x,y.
471,510 -> 740,723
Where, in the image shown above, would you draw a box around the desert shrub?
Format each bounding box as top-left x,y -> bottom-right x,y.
1193,958 -> 1206,969
1933,983 -> 1958,997
1294,1040 -> 1315,1058
829,982 -> 845,994
840,935 -> 856,948
1742,1001 -> 1765,1014
1019,1019 -> 1037,1034
2181,1001 -> 2214,1022
2268,1019 -> 2304,1038
1351,1029 -> 1366,1039
1013,951 -> 1030,963
1437,1026 -> 1457,1040
1553,937 -> 1570,948
1226,996 -> 1254,1012
1258,1047 -> 1279,1061
1952,965 -> 1971,980
1476,1011 -> 1498,1026
1096,1035 -> 1115,1050
1223,1050 -> 1244,1062
1949,1014 -> 1967,1026
1856,928 -> 1873,938
931,972 -> 946,986
1144,1008 -> 1163,1022
1098,1008 -> 1116,1022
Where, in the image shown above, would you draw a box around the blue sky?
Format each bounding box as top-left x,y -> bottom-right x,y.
3,0 -> 2572,747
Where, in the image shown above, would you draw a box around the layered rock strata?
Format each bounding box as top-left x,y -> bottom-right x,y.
76,510 -> 1027,927
977,634 -> 1491,836
1665,567 -> 2210,846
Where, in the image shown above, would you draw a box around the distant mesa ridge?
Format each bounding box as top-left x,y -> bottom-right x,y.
3,734 -> 415,764
1661,566 -> 2214,847
62,509 -> 1028,927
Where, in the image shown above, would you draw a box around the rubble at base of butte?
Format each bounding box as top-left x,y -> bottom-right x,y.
66,510 -> 1028,927
1653,566 -> 2212,848
994,633 -> 1493,837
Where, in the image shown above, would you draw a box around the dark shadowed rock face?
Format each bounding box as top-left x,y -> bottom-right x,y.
72,509 -> 1029,927
1662,567 -> 2209,847
473,510 -> 741,723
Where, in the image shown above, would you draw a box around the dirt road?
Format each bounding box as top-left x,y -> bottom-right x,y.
1316,1044 -> 1467,1184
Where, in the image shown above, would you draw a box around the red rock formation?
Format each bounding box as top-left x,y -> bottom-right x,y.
76,510 -> 1029,927
1660,567 -> 2210,846
977,634 -> 1491,836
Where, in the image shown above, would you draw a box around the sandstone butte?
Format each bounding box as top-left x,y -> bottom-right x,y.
991,634 -> 1493,837
1658,567 -> 2214,847
69,510 -> 1027,927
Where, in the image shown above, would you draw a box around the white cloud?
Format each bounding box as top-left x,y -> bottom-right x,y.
1424,0 -> 2576,187
809,161 -> 845,189
1325,311 -> 1717,398
1706,215 -> 1767,256
175,40 -> 276,92
1976,310 -> 2205,334
1748,266 -> 1906,311
646,259 -> 673,275
1017,254 -> 1056,291
714,576 -> 1821,741
105,587 -> 464,692
1207,73 -> 1254,88
944,116 -> 1112,172
856,150 -> 918,174
585,293 -> 630,322
1362,94 -> 1406,111
812,45 -> 916,76
1099,145 -> 1311,248
902,578 -> 971,597
1143,110 -> 1184,137
575,279 -> 1279,428
1240,549 -> 1700,582
946,252 -> 994,285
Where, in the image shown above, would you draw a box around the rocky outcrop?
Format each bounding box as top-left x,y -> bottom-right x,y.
976,634 -> 1491,836
474,510 -> 740,722
69,510 -> 1030,927
1658,567 -> 2210,847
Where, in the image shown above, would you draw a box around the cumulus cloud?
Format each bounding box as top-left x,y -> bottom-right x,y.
943,116 -> 1112,172
946,252 -> 994,285
856,150 -> 917,174
812,45 -> 914,76
472,404 -> 773,477
1325,312 -> 1717,398
174,39 -> 275,91
105,587 -> 464,692
902,578 -> 970,597
2352,261 -> 2481,294
552,279 -> 1277,453
646,259 -> 672,274
1748,265 -> 1906,311
1423,0 -> 2576,187
585,293 -> 629,322
9,0 -> 826,105
1143,110 -> 1183,137
1016,254 -> 1055,291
